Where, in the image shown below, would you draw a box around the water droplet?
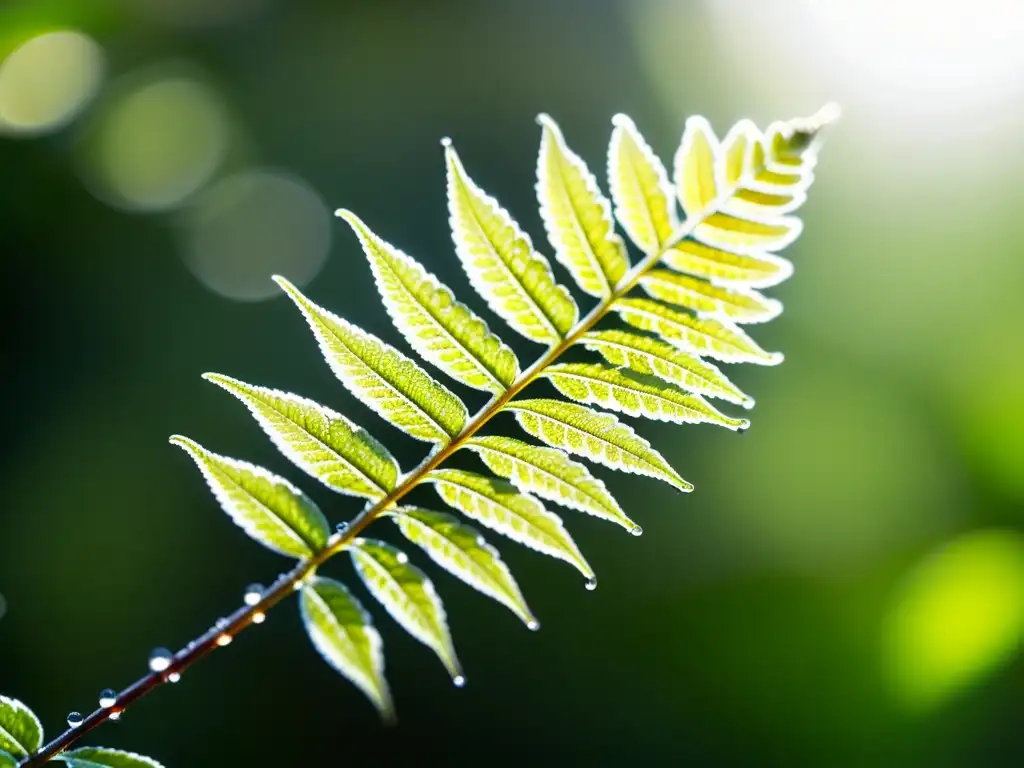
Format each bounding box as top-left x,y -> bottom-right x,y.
108,710 -> 122,722
527,619 -> 541,631
216,633 -> 233,647
630,524 -> 643,537
252,611 -> 266,624
167,671 -> 181,683
453,674 -> 466,688
396,552 -> 409,564
585,577 -> 598,591
98,689 -> 117,708
335,521 -> 350,534
243,583 -> 264,606
149,647 -> 173,672
66,712 -> 84,728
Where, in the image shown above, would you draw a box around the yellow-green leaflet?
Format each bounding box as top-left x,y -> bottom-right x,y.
614,297 -> 783,366
300,577 -> 393,721
542,363 -> 748,430
464,436 -> 637,532
0,696 -> 42,759
274,276 -> 467,443
696,212 -> 801,252
0,751 -> 17,767
507,398 -> 690,491
639,269 -> 782,324
426,469 -> 594,583
339,210 -> 519,393
203,374 -> 398,501
444,140 -> 578,344
535,114 -> 628,297
350,538 -> 462,683
661,238 -> 793,289
607,114 -> 678,253
57,748 -> 165,768
674,116 -> 719,218
580,330 -> 753,408
390,507 -> 536,628
169,436 -> 329,558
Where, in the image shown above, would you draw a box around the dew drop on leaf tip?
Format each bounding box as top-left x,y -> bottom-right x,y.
630,524 -> 643,536
148,647 -> 173,673
243,583 -> 264,606
453,674 -> 466,688
585,577 -> 598,591
527,619 -> 541,631
67,711 -> 84,728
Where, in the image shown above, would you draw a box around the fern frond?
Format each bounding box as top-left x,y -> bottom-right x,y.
542,363 -> 749,430
390,507 -> 536,628
169,436 -> 330,558
350,539 -> 463,683
507,398 -> 691,491
579,330 -> 753,408
300,577 -> 393,720
426,469 -> 594,583
203,374 -> 399,501
444,140 -> 578,343
339,210 -> 520,394
274,276 -> 467,443
536,114 -> 629,297
464,435 -> 637,532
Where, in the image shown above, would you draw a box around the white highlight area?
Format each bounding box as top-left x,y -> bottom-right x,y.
182,169 -> 332,301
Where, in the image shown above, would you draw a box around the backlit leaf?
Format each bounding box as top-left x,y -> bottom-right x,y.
639,269 -> 782,324
275,276 -> 467,444
464,436 -> 637,532
661,238 -> 793,289
674,115 -> 719,217
695,211 -> 802,252
0,696 -> 42,759
445,140 -> 578,344
204,374 -> 398,501
614,297 -> 784,365
340,209 -> 519,393
300,576 -> 393,720
542,363 -> 748,430
580,329 -> 753,408
169,435 -> 329,558
607,114 -> 678,253
0,751 -> 17,767
507,398 -> 690,491
391,507 -> 536,628
536,113 -> 628,297
350,539 -> 462,683
57,748 -> 164,768
427,469 -> 594,582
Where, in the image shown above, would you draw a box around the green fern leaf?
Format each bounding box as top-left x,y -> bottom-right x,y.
203,374 -> 399,501
56,748 -> 164,768
674,116 -> 719,218
0,751 -> 17,767
607,114 -> 677,253
542,363 -> 749,430
339,210 -> 519,393
444,140 -> 578,344
350,538 -> 463,683
580,329 -> 753,408
535,114 -> 629,297
464,436 -> 638,532
274,276 -> 468,443
427,468 -> 594,583
638,269 -> 782,324
718,121 -> 805,218
300,576 -> 393,720
614,297 -> 783,366
169,436 -> 330,558
661,238 -> 793,289
507,398 -> 691,491
0,696 -> 42,759
697,211 -> 801,252
390,507 -> 536,628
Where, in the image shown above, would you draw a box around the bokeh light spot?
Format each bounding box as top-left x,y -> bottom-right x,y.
84,77 -> 229,211
0,30 -> 104,135
182,169 -> 331,301
883,530 -> 1024,711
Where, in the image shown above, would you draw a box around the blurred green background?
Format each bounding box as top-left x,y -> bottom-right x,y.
2,0 -> 1023,765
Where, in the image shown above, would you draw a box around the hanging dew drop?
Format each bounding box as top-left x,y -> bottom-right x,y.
527,619 -> 541,631
66,712 -> 84,728
148,648 -> 173,673
252,611 -> 266,624
217,634 -> 233,647
630,524 -> 643,537
98,689 -> 117,708
453,674 -> 466,688
585,577 -> 598,591
243,583 -> 264,606
167,672 -> 181,683
109,710 -> 122,722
